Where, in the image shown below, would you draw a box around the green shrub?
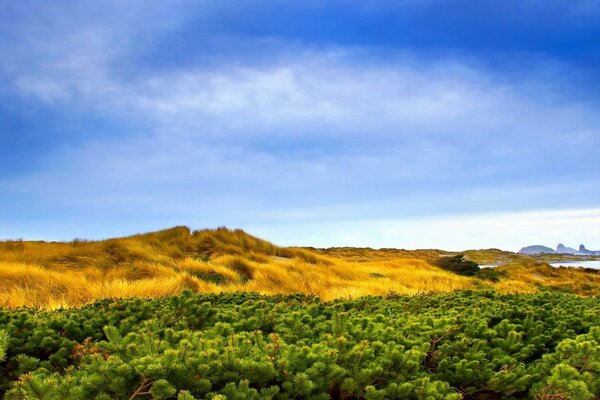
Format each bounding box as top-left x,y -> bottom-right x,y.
435,254 -> 480,276
1,292 -> 600,399
475,268 -> 507,282
188,271 -> 226,284
0,330 -> 7,362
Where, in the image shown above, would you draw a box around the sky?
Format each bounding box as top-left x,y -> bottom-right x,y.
1,1 -> 600,251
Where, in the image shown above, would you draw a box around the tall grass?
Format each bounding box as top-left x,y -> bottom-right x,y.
0,227 -> 598,308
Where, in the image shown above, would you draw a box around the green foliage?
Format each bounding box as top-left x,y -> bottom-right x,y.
436,254 -> 480,276
187,270 -> 226,284
531,364 -> 593,400
475,267 -> 507,282
177,390 -> 196,400
0,292 -> 599,399
151,379 -> 177,399
0,329 -> 8,361
193,255 -> 210,262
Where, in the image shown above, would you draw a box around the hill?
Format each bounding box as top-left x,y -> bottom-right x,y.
518,243 -> 600,256
579,244 -> 600,255
556,243 -> 578,254
1,227 -> 599,308
518,245 -> 556,254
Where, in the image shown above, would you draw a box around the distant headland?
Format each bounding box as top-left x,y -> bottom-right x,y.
519,243 -> 600,255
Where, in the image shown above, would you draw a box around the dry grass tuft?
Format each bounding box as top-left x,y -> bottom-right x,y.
0,227 -> 598,308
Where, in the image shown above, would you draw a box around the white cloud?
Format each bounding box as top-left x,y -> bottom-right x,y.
7,50 -> 599,200
2,1 -> 600,247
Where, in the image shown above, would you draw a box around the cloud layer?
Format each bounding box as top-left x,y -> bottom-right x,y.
1,1 -> 599,248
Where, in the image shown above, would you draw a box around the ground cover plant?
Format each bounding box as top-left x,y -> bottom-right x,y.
0,291 -> 599,399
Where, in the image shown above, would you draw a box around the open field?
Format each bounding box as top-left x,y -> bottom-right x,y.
1,227 -> 599,308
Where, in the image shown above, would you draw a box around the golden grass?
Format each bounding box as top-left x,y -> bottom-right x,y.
494,262 -> 600,295
0,227 -> 598,308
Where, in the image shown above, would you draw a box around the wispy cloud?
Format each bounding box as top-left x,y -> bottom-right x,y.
1,1 -> 599,247
8,48 -> 599,186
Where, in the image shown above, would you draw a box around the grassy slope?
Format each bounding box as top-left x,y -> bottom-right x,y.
0,226 -> 599,308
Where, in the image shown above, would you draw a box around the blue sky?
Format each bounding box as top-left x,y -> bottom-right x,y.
1,0 -> 600,250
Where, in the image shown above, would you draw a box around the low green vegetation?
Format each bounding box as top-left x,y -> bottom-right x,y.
475,267 -> 508,282
0,329 -> 7,362
1,291 -> 599,399
435,254 -> 480,276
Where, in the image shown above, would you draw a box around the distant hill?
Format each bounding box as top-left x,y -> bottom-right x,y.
578,244 -> 600,256
518,245 -> 556,254
519,243 -> 600,256
556,243 -> 579,254
555,243 -> 600,256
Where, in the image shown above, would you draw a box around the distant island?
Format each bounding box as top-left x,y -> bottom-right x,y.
519,243 -> 600,255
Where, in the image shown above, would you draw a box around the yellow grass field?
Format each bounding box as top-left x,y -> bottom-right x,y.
0,227 -> 599,308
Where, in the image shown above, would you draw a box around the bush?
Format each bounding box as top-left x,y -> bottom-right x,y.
188,271 -> 226,284
0,330 -> 7,362
1,292 -> 600,399
435,254 -> 480,276
475,268 -> 507,282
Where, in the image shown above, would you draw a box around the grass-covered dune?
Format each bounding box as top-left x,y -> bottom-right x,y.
1,291 -> 599,399
0,227 -> 599,308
